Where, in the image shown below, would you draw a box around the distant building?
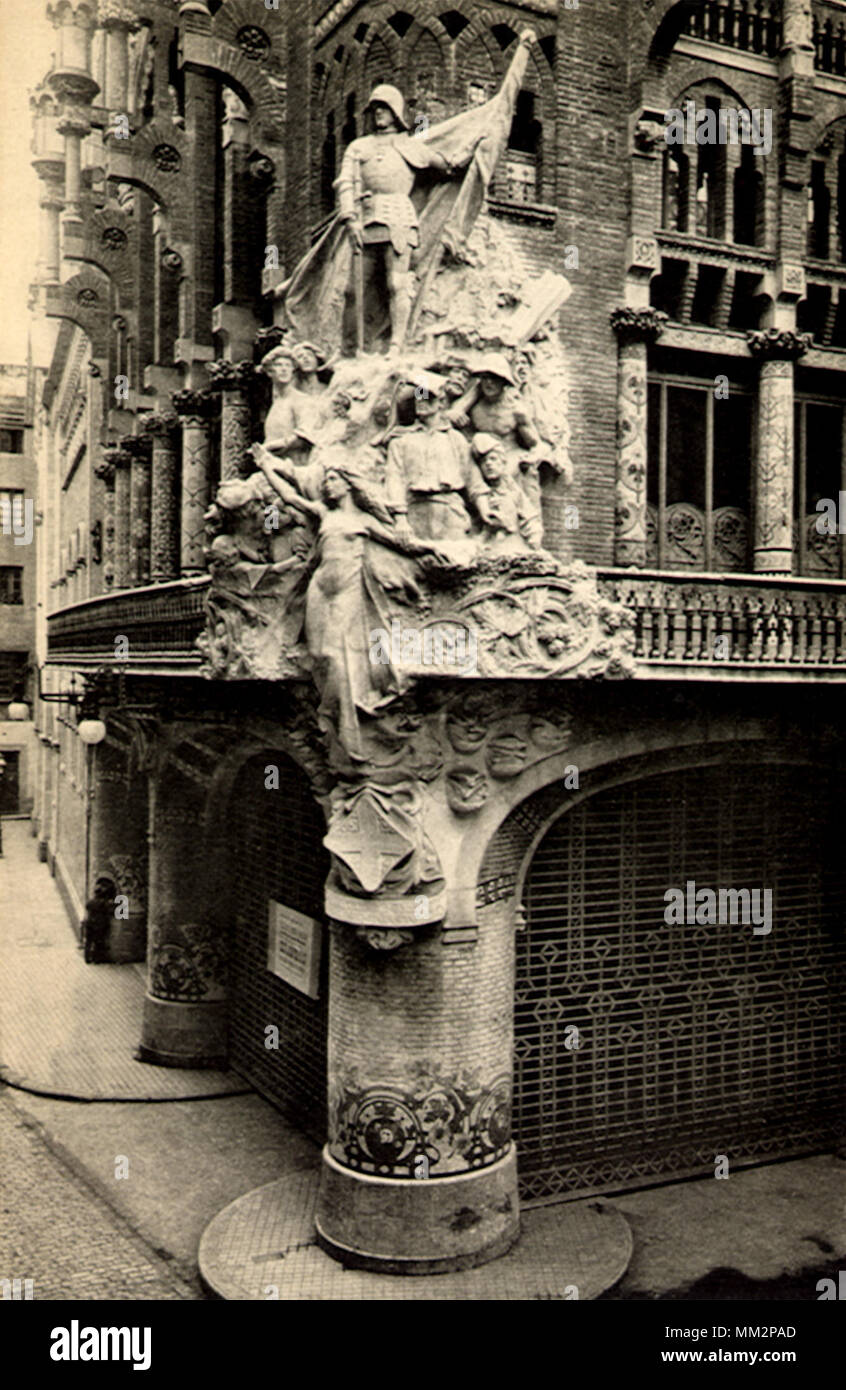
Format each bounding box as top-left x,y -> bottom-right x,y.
0,363 -> 36,818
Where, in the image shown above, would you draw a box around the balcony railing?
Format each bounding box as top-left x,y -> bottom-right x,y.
46,577 -> 210,666
682,1 -> 782,58
598,569 -> 846,675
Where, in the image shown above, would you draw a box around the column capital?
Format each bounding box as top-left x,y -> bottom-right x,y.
172,388 -> 215,422
746,328 -> 812,361
207,359 -> 254,391
94,460 -> 115,487
102,444 -> 132,470
97,0 -> 138,29
122,435 -> 153,463
142,411 -> 179,439
610,307 -> 667,345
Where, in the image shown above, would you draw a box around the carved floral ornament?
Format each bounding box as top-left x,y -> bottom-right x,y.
101,226 -> 127,251
610,306 -> 668,345
746,328 -> 812,361
151,143 -> 181,173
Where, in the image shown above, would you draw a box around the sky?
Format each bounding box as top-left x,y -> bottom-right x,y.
0,0 -> 56,364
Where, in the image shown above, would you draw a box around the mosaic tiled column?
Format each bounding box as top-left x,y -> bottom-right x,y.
172,389 -> 214,576
138,773 -> 227,1068
124,435 -> 152,586
747,329 -> 810,575
207,360 -> 253,481
315,777 -> 518,1272
143,411 -> 180,582
104,445 -> 131,589
610,308 -> 666,568
93,457 -> 116,589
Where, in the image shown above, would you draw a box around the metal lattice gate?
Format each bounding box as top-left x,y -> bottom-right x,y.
515,763 -> 845,1204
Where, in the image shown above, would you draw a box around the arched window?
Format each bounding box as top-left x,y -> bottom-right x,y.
505,89 -> 542,203
733,142 -> 763,246
808,160 -> 831,260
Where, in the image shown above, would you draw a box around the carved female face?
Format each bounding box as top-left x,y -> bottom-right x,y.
322,469 -> 349,504
294,346 -> 319,374
446,705 -> 489,753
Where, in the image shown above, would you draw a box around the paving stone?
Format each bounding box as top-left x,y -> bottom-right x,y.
0,821 -> 245,1101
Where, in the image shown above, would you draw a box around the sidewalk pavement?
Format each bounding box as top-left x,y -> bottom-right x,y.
0,819 -> 245,1101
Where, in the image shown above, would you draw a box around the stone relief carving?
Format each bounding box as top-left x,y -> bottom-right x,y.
195,44 -> 639,942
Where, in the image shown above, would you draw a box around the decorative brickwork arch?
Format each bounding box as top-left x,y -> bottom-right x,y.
44,267 -> 111,359
188,36 -> 286,142
65,204 -> 139,308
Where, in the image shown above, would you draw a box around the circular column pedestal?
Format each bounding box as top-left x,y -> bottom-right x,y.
137,996 -> 228,1070
315,1145 -> 519,1274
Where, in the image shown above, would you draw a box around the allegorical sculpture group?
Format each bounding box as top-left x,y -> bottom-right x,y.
201,32 -> 597,764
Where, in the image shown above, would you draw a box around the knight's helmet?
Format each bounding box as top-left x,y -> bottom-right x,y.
365,84 -> 408,131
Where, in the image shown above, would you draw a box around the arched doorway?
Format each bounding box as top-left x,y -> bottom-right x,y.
515,760 -> 845,1203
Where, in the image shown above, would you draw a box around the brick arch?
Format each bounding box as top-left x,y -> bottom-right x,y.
69,204 -> 139,307
44,266 -> 111,359
189,37 -> 286,141
211,0 -> 285,49
671,72 -> 759,113
648,0 -> 707,58
808,109 -> 846,155
466,718 -> 799,920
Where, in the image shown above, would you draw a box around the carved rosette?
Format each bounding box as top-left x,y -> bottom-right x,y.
172,390 -> 215,575
207,360 -> 254,481
143,412 -> 180,583
747,331 -> 810,575
611,309 -> 666,567
148,920 -> 228,1003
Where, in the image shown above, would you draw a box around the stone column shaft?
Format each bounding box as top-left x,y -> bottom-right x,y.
610,309 -> 667,568
143,412 -> 180,581
124,436 -> 152,586
173,390 -> 214,575
105,446 -> 132,589
748,330 -> 811,574
138,771 -> 227,1068
208,361 -> 253,481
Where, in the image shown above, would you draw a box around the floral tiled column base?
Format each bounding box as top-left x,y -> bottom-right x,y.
315,920 -> 519,1272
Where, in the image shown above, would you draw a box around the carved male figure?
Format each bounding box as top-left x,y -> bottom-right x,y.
337,84 -> 451,353
385,372 -> 489,543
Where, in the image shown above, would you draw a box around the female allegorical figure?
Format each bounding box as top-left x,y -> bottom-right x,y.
252,442 -> 438,760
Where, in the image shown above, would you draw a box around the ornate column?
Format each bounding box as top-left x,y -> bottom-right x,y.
98,1 -> 136,112
124,435 -> 152,586
207,360 -> 254,480
104,445 -> 132,589
93,457 -> 116,589
747,329 -> 811,574
315,765 -> 518,1273
610,308 -> 666,568
138,766 -> 227,1068
172,390 -> 215,575
47,2 -> 99,239
142,412 -> 180,582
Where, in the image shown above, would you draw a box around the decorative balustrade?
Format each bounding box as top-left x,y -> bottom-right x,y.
682,0 -> 782,58
814,6 -> 846,75
47,577 -> 209,663
598,569 -> 846,672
